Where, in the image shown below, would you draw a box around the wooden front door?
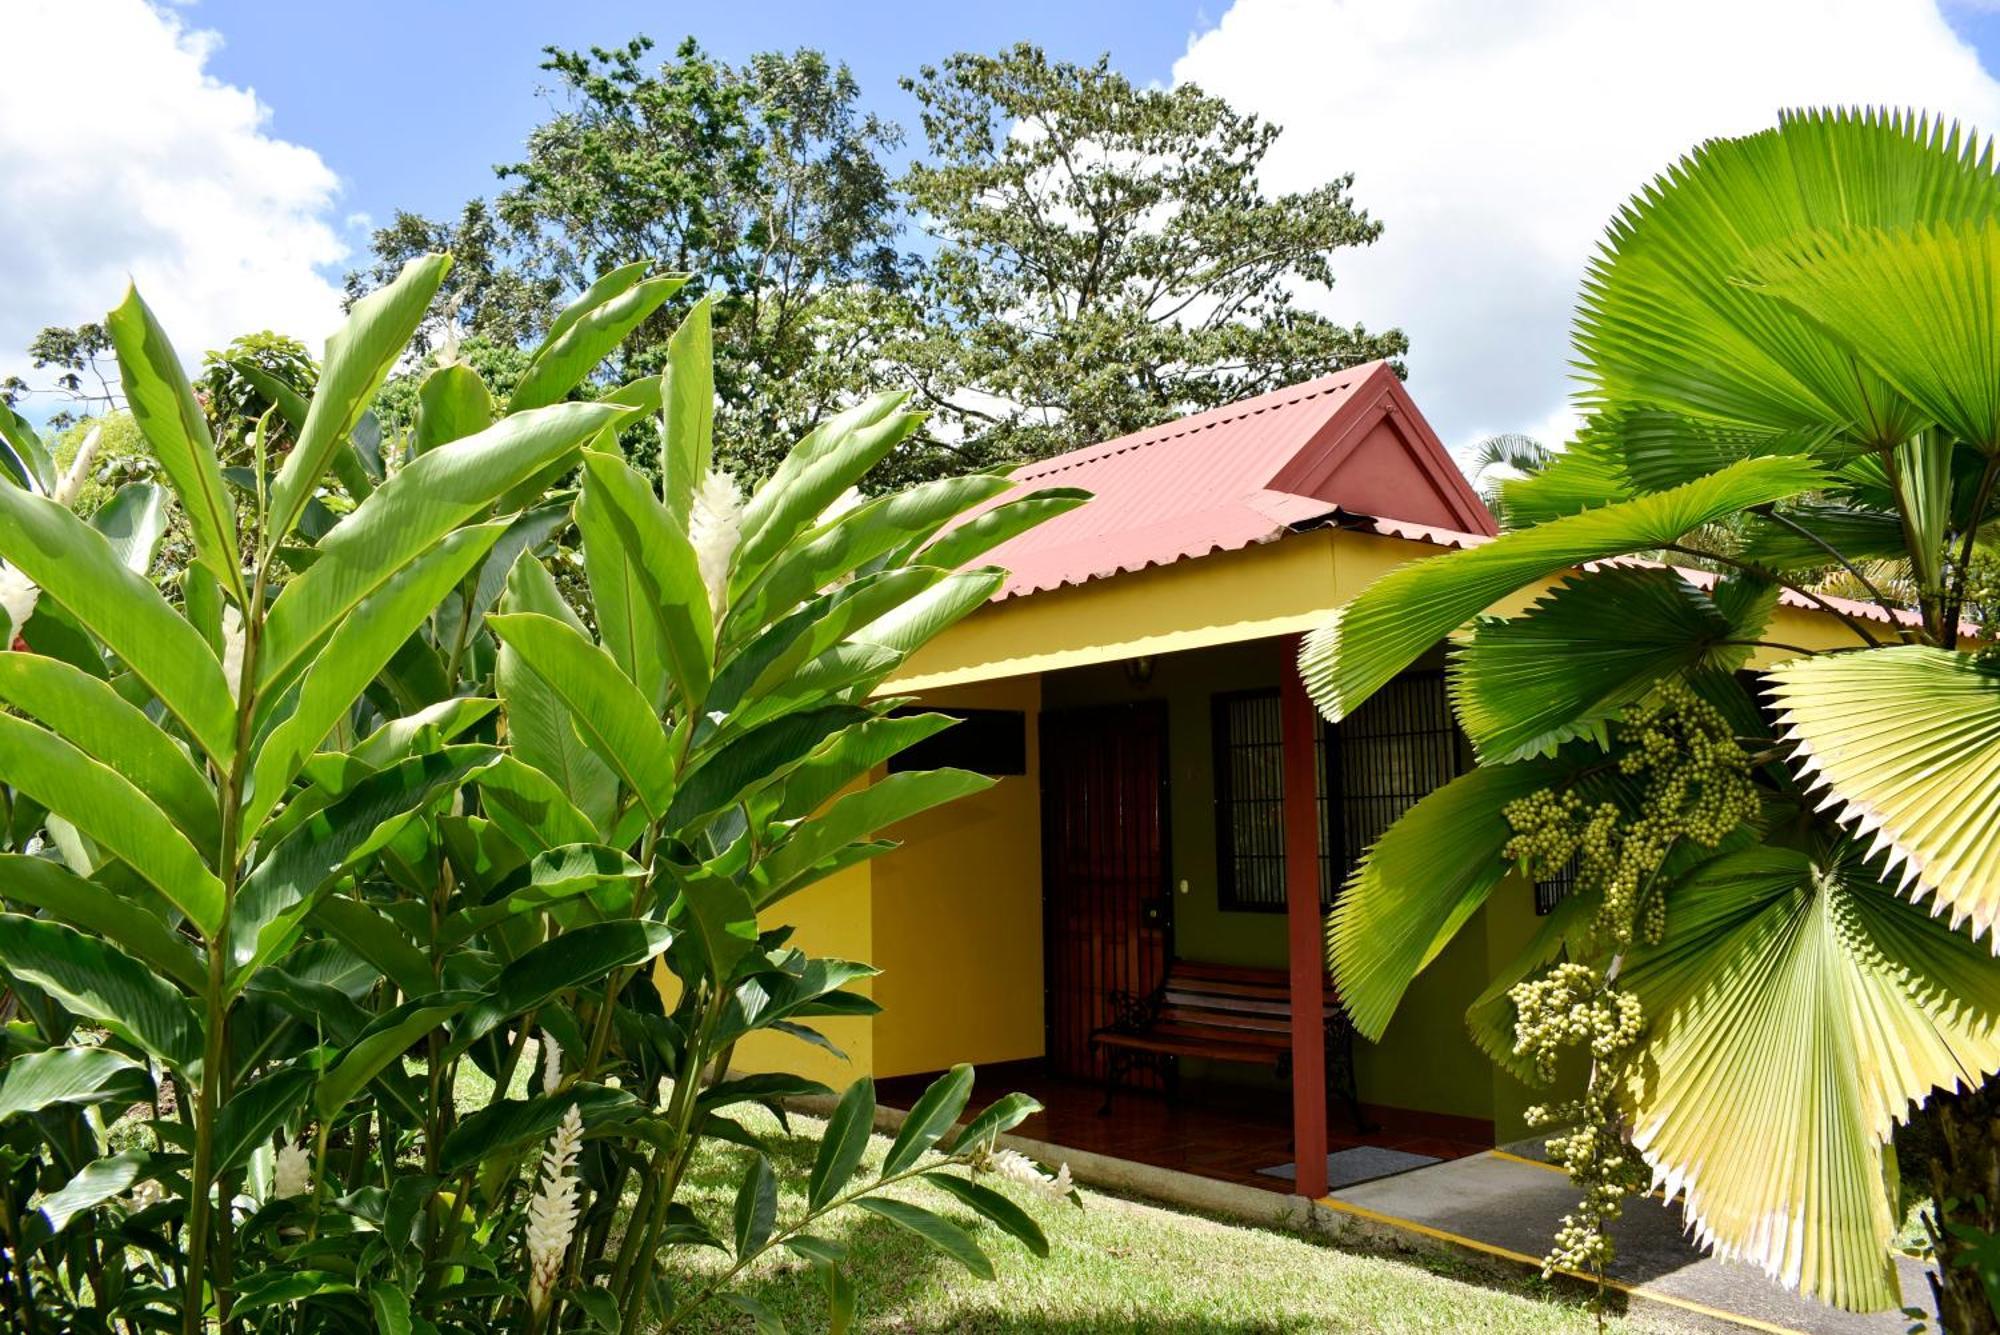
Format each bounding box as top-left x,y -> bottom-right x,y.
1039,703 -> 1171,1082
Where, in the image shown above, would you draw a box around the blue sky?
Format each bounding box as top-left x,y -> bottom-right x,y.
12,0 -> 2000,450
190,1 -> 1218,238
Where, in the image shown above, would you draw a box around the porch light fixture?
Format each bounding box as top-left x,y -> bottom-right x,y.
1123,655 -> 1155,687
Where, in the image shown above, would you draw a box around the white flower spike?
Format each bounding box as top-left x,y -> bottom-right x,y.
274,1139 -> 311,1200
525,1103 -> 585,1316
689,467 -> 743,620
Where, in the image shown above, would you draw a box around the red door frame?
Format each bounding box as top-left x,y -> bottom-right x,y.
1280,637 -> 1331,1198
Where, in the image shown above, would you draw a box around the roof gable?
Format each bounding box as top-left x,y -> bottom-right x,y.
978,362 -> 1495,599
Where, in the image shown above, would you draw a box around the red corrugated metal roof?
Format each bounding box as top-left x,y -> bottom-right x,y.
980,362 -> 1495,599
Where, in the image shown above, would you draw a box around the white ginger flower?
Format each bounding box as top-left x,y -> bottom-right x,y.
220,606 -> 246,701
52,425 -> 100,507
539,1032 -> 562,1095
273,1139 -> 311,1199
525,1103 -> 585,1315
0,566 -> 39,646
979,1147 -> 1073,1203
689,467 -> 742,620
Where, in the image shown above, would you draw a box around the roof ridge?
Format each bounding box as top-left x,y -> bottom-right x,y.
1010,365 -> 1380,482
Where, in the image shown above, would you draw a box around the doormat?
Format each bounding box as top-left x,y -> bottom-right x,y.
1259,1145 -> 1441,1188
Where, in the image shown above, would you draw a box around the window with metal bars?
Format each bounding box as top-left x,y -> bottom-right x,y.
1535,855 -> 1579,915
1212,672 -> 1463,912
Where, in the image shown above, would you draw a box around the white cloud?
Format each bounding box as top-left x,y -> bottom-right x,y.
0,0 -> 346,407
1173,0 -> 2000,459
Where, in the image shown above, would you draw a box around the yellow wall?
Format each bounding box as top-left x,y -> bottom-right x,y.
728,859 -> 875,1089
871,678 -> 1046,1078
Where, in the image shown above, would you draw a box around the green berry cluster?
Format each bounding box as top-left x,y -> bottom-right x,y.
1499,679 -> 1756,1309
1503,677 -> 1756,949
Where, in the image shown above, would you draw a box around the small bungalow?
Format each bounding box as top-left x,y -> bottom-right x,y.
736,364 -> 1890,1199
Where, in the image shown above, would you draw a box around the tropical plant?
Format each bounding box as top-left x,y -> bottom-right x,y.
1300,108 -> 2000,1328
0,253 -> 1084,1333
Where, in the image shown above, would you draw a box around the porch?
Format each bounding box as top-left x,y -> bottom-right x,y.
877,1059 -> 1491,1195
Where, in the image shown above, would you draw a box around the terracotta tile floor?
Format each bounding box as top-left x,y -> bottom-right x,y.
876,1060 -> 1491,1194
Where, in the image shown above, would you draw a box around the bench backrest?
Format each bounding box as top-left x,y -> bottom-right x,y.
1156,960 -> 1339,1042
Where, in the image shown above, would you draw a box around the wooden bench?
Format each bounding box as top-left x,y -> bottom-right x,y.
1091,960 -> 1369,1129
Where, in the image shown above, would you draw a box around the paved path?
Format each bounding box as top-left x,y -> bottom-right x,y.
1328,1149 -> 1937,1333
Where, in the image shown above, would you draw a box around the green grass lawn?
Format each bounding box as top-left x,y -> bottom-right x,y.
659,1105 -> 1674,1334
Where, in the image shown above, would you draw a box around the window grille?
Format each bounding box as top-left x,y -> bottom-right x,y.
1213,672 -> 1461,912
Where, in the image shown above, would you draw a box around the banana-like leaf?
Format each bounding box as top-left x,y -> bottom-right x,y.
314,993 -> 471,1120
578,450 -> 713,705
0,914 -> 201,1069
35,1151 -> 148,1236
0,401 -> 54,493
660,298 -> 714,530
914,487 -> 1091,570
0,1046 -> 147,1121
487,612 -> 676,821
734,474 -> 1016,632
1766,645 -> 2000,942
1619,846 -> 2000,1311
852,1197 -> 993,1279
245,522 -> 505,833
510,265 -> 683,412
0,854 -> 202,992
232,746 -> 501,988
752,768 -> 993,907
573,458 -> 670,708
471,755 -> 599,853
852,568 -> 1006,658
1749,219 -> 2000,453
413,363 -> 495,455
105,285 -> 244,599
258,400 -> 622,702
732,394 -> 919,596
667,705 -> 869,832
452,920 -> 673,1050
438,1084 -> 638,1174
1328,760 -> 1565,1040
270,253 -> 451,542
0,484 -> 235,764
1576,109 -> 2000,447
1299,455 -> 1823,723
766,713 -> 959,824
0,652 -> 217,850
90,482 -> 170,575
0,712 -> 223,935
1449,567 -> 1759,763
495,558 -> 618,835
214,1068 -> 313,1175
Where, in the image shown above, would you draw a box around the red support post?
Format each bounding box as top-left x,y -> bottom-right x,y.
1279,635 -> 1330,1199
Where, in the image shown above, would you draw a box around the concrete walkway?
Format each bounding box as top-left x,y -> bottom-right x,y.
1328,1148 -> 1937,1334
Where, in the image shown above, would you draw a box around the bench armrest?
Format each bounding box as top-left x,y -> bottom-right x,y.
1102,987 -> 1162,1033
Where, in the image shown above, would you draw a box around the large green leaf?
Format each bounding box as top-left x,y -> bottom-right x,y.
578,450 -> 714,705
509,266 -> 683,412
0,484 -> 235,763
232,746 -> 500,986
1749,219 -> 2000,453
35,1151 -> 149,1236
767,713 -> 958,824
0,854 -> 202,991
258,400 -> 622,701
0,652 -> 217,850
453,920 -> 673,1050
732,395 -> 920,595
0,712 -> 223,934
1449,568 -> 1760,763
90,482 -> 170,575
487,612 -> 676,820
1576,109 -> 2000,447
413,363 -> 495,454
882,1063 -> 973,1176
0,401 -> 54,493
753,768 -> 993,906
1766,645 -> 2000,943
914,488 -> 1091,570
0,1046 -> 147,1122
314,994 -> 470,1120
0,914 -> 200,1068
1618,846 -> 2000,1311
494,559 -> 618,836
270,253 -> 451,542
668,705 -> 868,832
852,1198 -> 993,1280
438,1085 -> 637,1174
923,1173 -> 1052,1257
1329,761 -> 1566,1041
1299,455 -> 1824,723
659,298 -> 714,529
851,569 -> 1005,658
105,285 -> 243,598
214,1068 -> 313,1175
246,522 -> 504,833
576,462 -> 670,710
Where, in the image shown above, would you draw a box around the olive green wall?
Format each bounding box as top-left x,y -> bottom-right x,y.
1040,640 -> 1510,1130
